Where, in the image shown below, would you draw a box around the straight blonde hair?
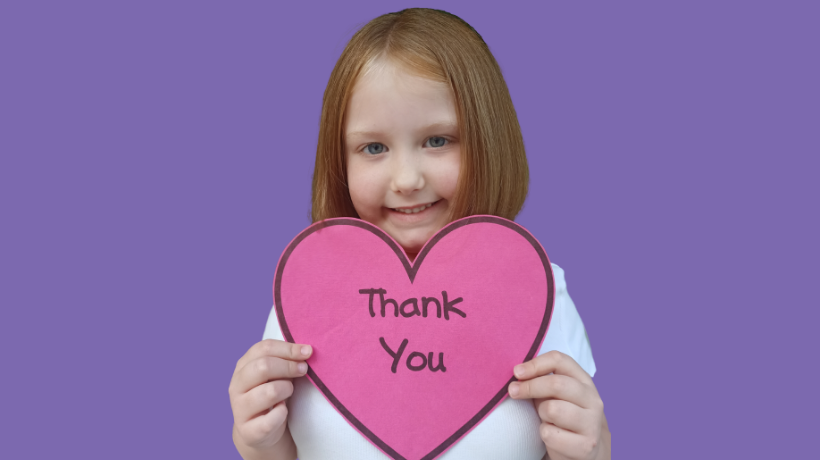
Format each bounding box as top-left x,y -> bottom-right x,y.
311,8 -> 529,223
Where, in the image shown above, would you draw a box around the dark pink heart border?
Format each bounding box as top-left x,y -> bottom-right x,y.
274,215 -> 555,460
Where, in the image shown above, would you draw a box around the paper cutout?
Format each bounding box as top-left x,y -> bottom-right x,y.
274,215 -> 554,460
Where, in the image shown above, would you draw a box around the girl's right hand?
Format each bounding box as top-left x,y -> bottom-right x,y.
229,339 -> 312,456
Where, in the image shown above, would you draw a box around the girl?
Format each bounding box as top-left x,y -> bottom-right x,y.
229,8 -> 610,460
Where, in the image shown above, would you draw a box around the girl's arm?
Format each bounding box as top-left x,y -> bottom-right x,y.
233,423 -> 297,460
509,350 -> 610,460
229,339 -> 312,460
540,414 -> 609,460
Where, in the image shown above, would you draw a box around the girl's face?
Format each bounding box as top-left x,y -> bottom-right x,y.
345,60 -> 461,260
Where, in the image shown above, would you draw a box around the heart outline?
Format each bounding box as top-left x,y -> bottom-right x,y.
274,215 -> 555,460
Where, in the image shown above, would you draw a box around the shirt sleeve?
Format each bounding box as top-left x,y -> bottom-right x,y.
537,264 -> 597,377
262,305 -> 285,341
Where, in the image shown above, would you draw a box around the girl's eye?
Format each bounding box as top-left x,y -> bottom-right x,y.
364,143 -> 385,155
427,136 -> 448,148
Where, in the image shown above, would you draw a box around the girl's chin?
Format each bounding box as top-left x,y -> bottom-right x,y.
395,234 -> 433,258
360,211 -> 448,257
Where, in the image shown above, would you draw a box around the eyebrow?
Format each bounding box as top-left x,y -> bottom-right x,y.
346,121 -> 459,140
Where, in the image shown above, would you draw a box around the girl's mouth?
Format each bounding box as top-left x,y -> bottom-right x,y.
388,200 -> 440,214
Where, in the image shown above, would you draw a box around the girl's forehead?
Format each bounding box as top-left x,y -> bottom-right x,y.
346,71 -> 455,121
343,57 -> 458,138
355,57 -> 447,92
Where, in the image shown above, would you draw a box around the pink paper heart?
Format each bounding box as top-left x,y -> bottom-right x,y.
274,215 -> 554,460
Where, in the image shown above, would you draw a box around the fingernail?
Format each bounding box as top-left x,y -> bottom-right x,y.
509,383 -> 519,397
297,362 -> 308,374
514,365 -> 525,378
301,345 -> 311,356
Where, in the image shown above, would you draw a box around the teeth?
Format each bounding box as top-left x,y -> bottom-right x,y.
393,202 -> 435,214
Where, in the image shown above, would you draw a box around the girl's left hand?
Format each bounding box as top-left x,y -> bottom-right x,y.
508,350 -> 610,460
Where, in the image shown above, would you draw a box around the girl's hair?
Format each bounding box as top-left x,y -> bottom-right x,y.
311,7 -> 529,223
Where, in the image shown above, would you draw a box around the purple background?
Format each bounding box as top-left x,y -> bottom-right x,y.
1,1 -> 817,458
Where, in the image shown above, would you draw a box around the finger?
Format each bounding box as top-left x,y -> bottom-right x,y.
514,350 -> 593,386
534,398 -> 590,434
235,339 -> 312,373
235,380 -> 294,424
232,356 -> 308,395
540,422 -> 601,460
235,400 -> 290,449
510,374 -> 598,409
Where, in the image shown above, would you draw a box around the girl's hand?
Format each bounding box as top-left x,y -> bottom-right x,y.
229,339 -> 312,458
508,350 -> 610,460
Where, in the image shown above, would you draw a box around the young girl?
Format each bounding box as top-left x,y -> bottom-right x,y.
229,8 -> 610,460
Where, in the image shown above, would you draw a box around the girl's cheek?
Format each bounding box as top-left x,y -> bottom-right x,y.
347,170 -> 382,217
435,155 -> 461,199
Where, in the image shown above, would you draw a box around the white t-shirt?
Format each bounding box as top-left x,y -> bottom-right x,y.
262,263 -> 595,460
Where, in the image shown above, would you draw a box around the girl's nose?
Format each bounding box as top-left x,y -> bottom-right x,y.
390,153 -> 425,194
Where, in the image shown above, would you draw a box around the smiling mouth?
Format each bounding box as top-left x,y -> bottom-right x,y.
388,200 -> 440,214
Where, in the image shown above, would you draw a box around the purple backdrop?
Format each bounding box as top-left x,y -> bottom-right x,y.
1,1 -> 817,458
